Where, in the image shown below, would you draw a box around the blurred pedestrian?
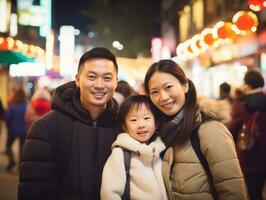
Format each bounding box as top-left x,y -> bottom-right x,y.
24,88 -> 51,131
0,98 -> 5,136
232,87 -> 245,101
101,95 -> 167,200
229,70 -> 266,200
219,82 -> 233,102
5,88 -> 27,172
144,59 -> 248,200
18,47 -> 119,200
113,80 -> 136,106
7,86 -> 18,107
228,87 -> 245,142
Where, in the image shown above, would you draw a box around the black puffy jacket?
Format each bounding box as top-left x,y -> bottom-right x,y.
18,81 -> 118,200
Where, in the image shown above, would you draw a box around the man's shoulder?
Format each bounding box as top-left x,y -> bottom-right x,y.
38,110 -> 71,122
29,110 -> 69,133
27,110 -> 73,141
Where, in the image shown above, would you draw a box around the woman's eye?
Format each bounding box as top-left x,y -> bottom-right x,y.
166,85 -> 173,90
150,91 -> 158,96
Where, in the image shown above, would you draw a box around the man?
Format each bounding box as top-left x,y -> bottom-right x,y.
229,70 -> 266,200
18,47 -> 119,200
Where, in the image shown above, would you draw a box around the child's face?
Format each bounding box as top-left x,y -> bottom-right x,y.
124,104 -> 156,143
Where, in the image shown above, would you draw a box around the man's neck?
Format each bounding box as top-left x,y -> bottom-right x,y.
80,99 -> 106,120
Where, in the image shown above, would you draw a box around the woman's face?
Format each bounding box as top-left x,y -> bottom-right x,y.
148,71 -> 188,116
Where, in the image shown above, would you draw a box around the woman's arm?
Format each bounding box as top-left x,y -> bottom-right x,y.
199,121 -> 248,200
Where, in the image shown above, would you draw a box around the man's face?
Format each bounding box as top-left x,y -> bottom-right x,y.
75,58 -> 118,111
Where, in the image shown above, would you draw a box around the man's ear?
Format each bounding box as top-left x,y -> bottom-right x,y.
75,74 -> 80,87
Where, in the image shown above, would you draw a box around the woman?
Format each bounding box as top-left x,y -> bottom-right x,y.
144,59 -> 248,200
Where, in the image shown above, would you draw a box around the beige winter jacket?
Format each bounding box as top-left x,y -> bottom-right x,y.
162,98 -> 248,200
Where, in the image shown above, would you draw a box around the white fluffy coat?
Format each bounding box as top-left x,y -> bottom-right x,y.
101,133 -> 168,200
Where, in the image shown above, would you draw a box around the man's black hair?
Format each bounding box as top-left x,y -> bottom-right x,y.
77,47 -> 118,73
244,70 -> 264,89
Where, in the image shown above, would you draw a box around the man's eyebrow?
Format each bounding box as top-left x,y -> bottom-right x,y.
86,71 -> 114,76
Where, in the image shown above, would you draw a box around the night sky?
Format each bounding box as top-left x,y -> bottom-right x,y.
53,0 -> 89,32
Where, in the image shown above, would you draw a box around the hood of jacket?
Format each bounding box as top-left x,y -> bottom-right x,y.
197,96 -> 232,125
112,133 -> 165,157
52,81 -> 118,127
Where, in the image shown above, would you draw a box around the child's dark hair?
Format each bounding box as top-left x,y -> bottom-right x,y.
118,95 -> 159,133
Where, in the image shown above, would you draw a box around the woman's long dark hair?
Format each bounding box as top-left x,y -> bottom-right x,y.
144,59 -> 198,146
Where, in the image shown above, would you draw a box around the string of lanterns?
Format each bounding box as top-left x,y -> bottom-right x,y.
0,37 -> 45,58
177,10 -> 259,60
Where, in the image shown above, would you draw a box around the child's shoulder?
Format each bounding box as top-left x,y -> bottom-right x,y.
111,146 -> 128,156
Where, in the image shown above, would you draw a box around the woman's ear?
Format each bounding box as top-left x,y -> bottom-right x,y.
184,82 -> 189,93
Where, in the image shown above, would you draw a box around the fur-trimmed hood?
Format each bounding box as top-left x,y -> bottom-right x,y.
112,133 -> 165,157
197,96 -> 232,125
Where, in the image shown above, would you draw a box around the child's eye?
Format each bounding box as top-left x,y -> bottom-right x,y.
130,119 -> 137,122
144,117 -> 150,120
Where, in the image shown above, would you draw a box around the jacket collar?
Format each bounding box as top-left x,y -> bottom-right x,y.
197,96 -> 232,125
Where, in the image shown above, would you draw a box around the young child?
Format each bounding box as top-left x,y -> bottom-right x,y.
101,95 -> 168,200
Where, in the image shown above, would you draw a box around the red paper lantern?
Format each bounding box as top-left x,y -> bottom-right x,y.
248,0 -> 265,11
216,22 -> 237,39
232,11 -> 258,33
202,29 -> 216,46
12,40 -> 23,52
0,38 -> 8,50
195,39 -> 202,49
0,37 -> 14,50
187,44 -> 193,54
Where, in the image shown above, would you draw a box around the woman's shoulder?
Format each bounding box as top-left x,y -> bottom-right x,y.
198,120 -> 234,147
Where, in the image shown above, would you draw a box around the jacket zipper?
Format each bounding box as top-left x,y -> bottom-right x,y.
93,120 -> 99,198
93,120 -> 97,129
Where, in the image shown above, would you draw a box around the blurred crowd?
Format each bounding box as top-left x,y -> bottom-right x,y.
0,86 -> 52,171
